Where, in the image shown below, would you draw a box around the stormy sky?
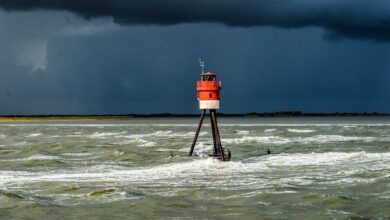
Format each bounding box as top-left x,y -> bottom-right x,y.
1,1 -> 390,115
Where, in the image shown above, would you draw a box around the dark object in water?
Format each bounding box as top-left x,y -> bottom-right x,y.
267,149 -> 271,154
189,109 -> 231,161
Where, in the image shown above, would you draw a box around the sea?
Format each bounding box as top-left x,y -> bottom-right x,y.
0,117 -> 389,219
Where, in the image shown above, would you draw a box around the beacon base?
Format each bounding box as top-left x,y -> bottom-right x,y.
199,100 -> 219,109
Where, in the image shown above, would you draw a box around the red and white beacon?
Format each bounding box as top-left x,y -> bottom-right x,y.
197,63 -> 222,110
189,59 -> 230,161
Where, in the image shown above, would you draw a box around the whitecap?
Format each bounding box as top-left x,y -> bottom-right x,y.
156,148 -> 177,152
223,134 -> 375,145
153,131 -> 173,136
264,129 -> 277,132
234,130 -> 250,134
1,152 -> 389,192
1,154 -> 60,161
11,141 -> 28,147
223,136 -> 289,145
177,142 -> 214,154
27,154 -> 61,160
138,141 -> 157,147
260,151 -> 390,167
301,135 -> 374,144
62,152 -> 94,157
287,128 -> 316,133
26,133 -> 41,137
171,131 -> 208,137
87,132 -> 125,139
342,125 -> 358,128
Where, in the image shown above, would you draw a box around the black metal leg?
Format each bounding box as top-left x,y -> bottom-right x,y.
211,110 -> 225,161
189,109 -> 206,156
210,110 -> 218,155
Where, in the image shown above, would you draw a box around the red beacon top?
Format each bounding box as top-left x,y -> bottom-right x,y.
197,71 -> 221,109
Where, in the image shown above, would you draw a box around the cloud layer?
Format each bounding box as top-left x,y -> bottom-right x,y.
1,0 -> 390,41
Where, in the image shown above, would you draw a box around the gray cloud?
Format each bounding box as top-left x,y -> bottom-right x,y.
1,0 -> 390,41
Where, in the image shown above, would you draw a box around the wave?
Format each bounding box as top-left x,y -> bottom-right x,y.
10,141 -> 28,147
1,154 -> 61,161
259,151 -> 390,166
137,141 -> 157,147
1,151 -> 390,196
156,148 -> 177,152
287,129 -> 316,133
116,131 -> 208,140
223,135 -> 375,145
223,136 -> 289,145
233,130 -> 250,134
26,133 -> 41,137
115,138 -> 156,147
86,132 -> 126,138
61,152 -> 94,157
177,142 -> 216,154
342,125 -> 358,128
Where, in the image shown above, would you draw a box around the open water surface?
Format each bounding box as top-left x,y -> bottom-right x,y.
0,117 -> 390,219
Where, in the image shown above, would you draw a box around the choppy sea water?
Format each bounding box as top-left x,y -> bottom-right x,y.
0,117 -> 390,219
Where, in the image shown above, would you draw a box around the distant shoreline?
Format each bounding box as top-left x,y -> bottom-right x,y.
1,111 -> 390,122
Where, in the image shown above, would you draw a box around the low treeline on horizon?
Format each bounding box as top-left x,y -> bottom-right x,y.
1,111 -> 390,119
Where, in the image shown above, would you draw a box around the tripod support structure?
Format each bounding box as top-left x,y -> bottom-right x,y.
188,109 -> 231,161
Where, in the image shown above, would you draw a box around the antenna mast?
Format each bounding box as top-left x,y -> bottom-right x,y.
199,58 -> 205,74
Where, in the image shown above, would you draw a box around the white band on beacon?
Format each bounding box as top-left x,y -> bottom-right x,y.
199,100 -> 220,109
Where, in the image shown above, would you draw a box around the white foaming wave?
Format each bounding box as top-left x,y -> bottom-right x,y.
0,158 -> 264,188
138,141 -> 157,147
27,154 -> 61,160
152,130 -> 173,136
177,142 -> 214,154
170,131 -> 208,137
234,130 -> 250,134
116,131 -> 172,139
260,151 -> 390,167
342,125 -> 358,128
125,138 -> 157,147
287,129 -> 316,133
113,137 -> 149,146
26,133 -> 41,137
87,132 -> 126,138
115,138 -> 155,147
0,134 -> 6,138
117,131 -> 207,139
11,141 -> 28,147
62,152 -> 94,157
51,188 -> 139,206
156,148 -> 177,152
1,152 -> 389,191
302,135 -> 374,144
223,136 -> 289,145
1,154 -> 61,162
264,129 -> 277,132
223,135 -> 375,145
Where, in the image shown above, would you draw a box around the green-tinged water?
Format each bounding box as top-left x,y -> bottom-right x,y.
0,117 -> 390,219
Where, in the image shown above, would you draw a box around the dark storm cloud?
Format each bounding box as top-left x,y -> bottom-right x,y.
1,0 -> 390,41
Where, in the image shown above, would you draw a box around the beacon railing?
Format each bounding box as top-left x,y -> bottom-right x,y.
197,81 -> 221,88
